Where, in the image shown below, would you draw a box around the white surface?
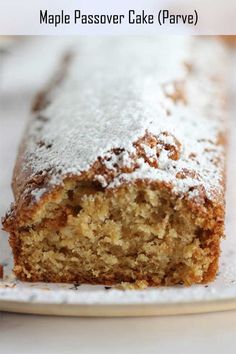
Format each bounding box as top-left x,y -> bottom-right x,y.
0,37 -> 236,353
0,311 -> 236,354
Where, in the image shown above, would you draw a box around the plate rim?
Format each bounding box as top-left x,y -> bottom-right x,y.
1,297 -> 236,317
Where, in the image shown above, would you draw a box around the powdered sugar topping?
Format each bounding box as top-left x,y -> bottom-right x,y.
22,37 -> 228,202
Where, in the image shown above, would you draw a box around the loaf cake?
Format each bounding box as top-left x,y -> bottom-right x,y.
3,37 -> 228,286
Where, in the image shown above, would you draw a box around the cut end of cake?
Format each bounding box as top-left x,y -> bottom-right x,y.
4,178 -> 223,286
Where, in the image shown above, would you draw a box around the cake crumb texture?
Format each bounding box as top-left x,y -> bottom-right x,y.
5,180 -> 223,286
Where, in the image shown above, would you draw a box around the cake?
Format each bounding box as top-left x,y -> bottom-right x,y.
3,37 -> 228,286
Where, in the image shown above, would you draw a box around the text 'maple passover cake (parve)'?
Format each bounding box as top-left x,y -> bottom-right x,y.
3,37 -> 228,286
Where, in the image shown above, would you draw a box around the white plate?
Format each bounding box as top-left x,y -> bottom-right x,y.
0,38 -> 236,317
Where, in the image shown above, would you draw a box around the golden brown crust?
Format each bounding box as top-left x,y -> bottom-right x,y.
0,264 -> 3,279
